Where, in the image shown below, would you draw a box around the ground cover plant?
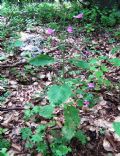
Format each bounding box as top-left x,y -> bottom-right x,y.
0,0 -> 120,155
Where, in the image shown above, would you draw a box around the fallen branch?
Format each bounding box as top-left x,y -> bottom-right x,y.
0,60 -> 27,68
0,107 -> 24,111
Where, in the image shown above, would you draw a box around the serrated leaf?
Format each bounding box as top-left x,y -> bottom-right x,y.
21,128 -> 32,140
113,122 -> 120,137
109,58 -> 120,66
62,126 -> 75,140
75,130 -> 87,144
31,134 -> 43,143
39,105 -> 54,119
29,54 -> 55,66
36,125 -> 46,133
69,59 -> 89,69
62,105 -> 80,140
48,84 -> 72,105
64,105 -> 80,128
95,70 -> 103,78
55,145 -> 71,156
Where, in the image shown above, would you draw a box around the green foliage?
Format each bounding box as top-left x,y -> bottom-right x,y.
53,145 -> 71,156
113,122 -> 120,137
69,59 -> 89,69
39,105 -> 54,119
29,54 -> 55,67
0,139 -> 11,150
1,1 -> 119,155
109,58 -> 120,67
21,127 -> 32,140
75,130 -> 87,145
0,128 -> 11,150
48,84 -> 72,106
0,148 -> 8,156
62,105 -> 80,140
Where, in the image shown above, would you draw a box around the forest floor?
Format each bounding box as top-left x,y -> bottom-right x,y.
0,23 -> 120,156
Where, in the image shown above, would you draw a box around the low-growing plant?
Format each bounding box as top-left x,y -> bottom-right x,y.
20,14 -> 120,155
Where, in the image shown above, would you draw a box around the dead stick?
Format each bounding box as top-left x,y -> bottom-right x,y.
0,107 -> 25,111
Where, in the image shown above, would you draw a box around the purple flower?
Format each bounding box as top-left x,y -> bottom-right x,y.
67,26 -> 73,33
83,100 -> 90,106
45,28 -> 55,35
73,13 -> 83,19
88,83 -> 95,89
83,50 -> 91,56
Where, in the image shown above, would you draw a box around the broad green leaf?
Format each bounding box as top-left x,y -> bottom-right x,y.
62,126 -> 75,140
75,130 -> 87,144
64,105 -> 80,128
48,84 -> 72,105
39,105 -> 54,119
109,58 -> 120,67
29,54 -> 55,66
113,122 -> 120,137
62,105 -> 80,140
69,59 -> 89,69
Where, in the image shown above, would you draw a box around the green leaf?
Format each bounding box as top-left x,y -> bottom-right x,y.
64,105 -> 80,128
55,145 -> 71,156
14,40 -> 23,47
62,105 -> 80,140
36,125 -> 46,133
75,130 -> 87,144
39,105 -> 54,119
77,100 -> 83,107
101,65 -> 108,72
113,122 -> 120,136
69,59 -> 89,69
31,134 -> 43,143
21,128 -> 32,140
37,142 -> 47,153
0,148 -> 8,156
48,84 -> 72,105
0,139 -> 11,149
95,70 -> 103,78
109,58 -> 120,67
29,54 -> 55,66
62,126 -> 75,140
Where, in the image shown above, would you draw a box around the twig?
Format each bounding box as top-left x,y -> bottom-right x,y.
45,46 -> 59,54
45,128 -> 53,156
0,60 -> 27,68
0,107 -> 24,111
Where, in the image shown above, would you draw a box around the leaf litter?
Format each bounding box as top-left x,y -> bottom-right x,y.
0,24 -> 120,156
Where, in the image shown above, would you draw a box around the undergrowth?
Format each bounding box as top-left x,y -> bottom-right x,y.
0,1 -> 120,155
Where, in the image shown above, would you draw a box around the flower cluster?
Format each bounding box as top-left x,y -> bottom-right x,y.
45,13 -> 83,35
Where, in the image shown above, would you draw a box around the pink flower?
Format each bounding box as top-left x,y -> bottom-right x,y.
88,83 -> 95,89
83,100 -> 90,106
45,28 -> 55,35
73,13 -> 83,19
67,26 -> 73,33
83,50 -> 91,56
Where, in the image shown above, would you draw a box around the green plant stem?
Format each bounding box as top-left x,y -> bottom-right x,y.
62,49 -> 65,81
